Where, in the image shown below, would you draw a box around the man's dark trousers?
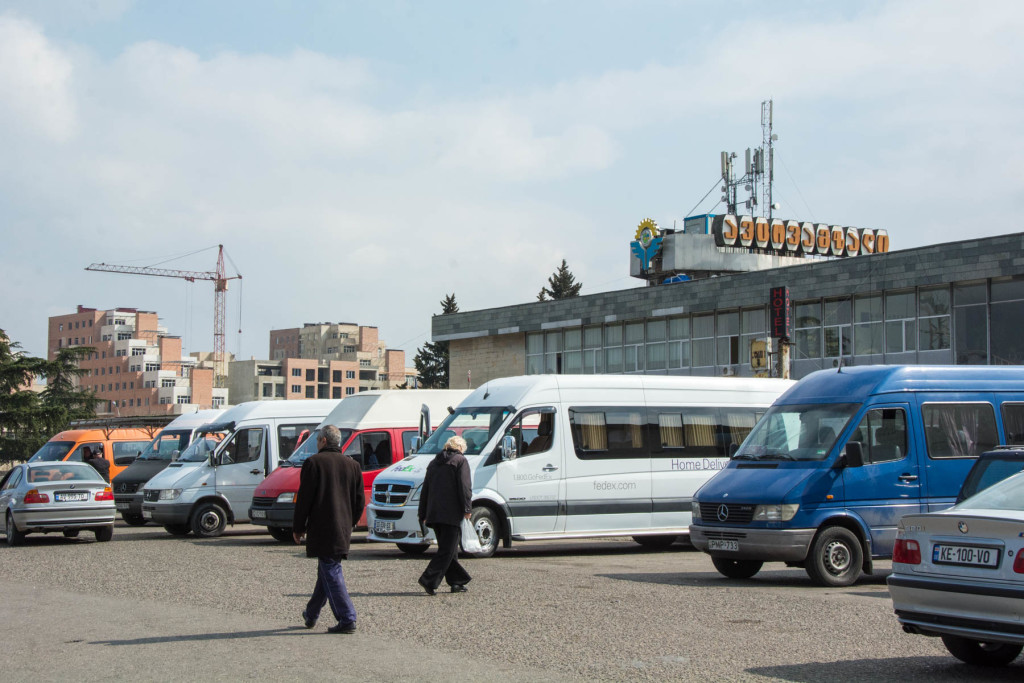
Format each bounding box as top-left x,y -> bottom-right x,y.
420,523 -> 471,589
305,557 -> 356,626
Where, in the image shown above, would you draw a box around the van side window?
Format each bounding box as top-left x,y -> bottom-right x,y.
113,441 -> 149,464
849,408 -> 907,464
68,443 -> 102,462
569,407 -> 645,459
1001,403 -> 1024,445
504,410 -> 555,457
278,423 -> 319,460
222,427 -> 264,465
653,408 -> 761,457
401,430 -> 418,455
344,431 -> 392,471
923,403 -> 998,459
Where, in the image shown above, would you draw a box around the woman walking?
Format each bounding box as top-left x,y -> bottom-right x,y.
417,435 -> 473,595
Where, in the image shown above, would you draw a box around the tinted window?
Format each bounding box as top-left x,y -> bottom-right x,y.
343,431 -> 393,471
112,441 -> 150,459
923,403 -> 998,459
569,407 -> 646,459
278,423 -> 319,460
1001,403 -> 1024,445
959,456 -> 1024,501
848,408 -> 908,464
653,407 -> 762,458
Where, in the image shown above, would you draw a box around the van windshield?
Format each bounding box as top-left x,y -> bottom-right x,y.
137,429 -> 192,461
177,430 -> 229,462
282,429 -> 354,467
418,406 -> 514,456
28,441 -> 75,462
734,403 -> 858,462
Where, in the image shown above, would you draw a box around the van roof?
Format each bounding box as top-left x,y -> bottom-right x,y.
50,427 -> 157,441
319,389 -> 473,429
207,399 -> 341,430
162,408 -> 227,430
778,365 -> 1024,404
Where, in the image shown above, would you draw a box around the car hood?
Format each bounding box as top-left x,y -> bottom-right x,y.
696,463 -> 829,505
254,467 -> 300,498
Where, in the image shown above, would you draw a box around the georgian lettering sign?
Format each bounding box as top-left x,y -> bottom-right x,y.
711,214 -> 889,257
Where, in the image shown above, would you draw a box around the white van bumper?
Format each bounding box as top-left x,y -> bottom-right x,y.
366,504 -> 435,545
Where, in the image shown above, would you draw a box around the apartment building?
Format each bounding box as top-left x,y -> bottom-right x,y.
48,305 -> 228,417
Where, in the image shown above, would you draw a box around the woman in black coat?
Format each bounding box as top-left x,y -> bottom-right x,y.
417,435 -> 473,594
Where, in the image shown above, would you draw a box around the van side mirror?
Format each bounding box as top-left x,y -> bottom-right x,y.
113,454 -> 136,466
728,443 -> 740,458
410,436 -> 422,455
500,435 -> 518,461
170,450 -> 180,462
841,442 -> 864,469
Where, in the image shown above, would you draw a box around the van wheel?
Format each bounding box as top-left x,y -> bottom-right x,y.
268,526 -> 293,543
941,634 -> 1024,666
191,503 -> 228,538
805,526 -> 862,587
6,512 -> 25,546
94,525 -> 114,542
465,507 -> 499,558
123,514 -> 148,527
632,535 -> 678,549
164,524 -> 191,536
397,543 -> 430,555
712,557 -> 763,579
63,530 -> 80,538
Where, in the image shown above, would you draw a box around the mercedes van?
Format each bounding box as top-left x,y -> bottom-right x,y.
689,365 -> 1024,586
112,409 -> 226,525
249,389 -> 471,542
141,399 -> 338,537
367,375 -> 793,556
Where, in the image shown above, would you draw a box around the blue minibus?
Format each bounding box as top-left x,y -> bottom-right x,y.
689,365 -> 1024,586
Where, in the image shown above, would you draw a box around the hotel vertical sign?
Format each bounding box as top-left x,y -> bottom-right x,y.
770,287 -> 791,340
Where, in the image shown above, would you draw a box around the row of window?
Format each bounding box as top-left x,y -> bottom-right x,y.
58,319 -> 94,332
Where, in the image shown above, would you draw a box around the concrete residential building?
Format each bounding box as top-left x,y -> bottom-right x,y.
48,306 -> 228,417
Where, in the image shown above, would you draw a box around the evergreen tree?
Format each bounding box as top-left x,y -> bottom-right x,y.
539,259 -> 582,300
413,294 -> 460,389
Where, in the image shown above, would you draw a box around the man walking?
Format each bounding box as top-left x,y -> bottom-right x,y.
293,425 -> 364,634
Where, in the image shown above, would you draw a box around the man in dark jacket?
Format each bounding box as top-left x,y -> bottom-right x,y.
293,424 -> 365,634
82,446 -> 110,483
417,435 -> 473,595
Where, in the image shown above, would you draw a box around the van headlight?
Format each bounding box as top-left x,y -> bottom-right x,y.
691,499 -> 701,521
753,504 -> 799,521
276,492 -> 295,504
408,484 -> 422,502
158,489 -> 182,501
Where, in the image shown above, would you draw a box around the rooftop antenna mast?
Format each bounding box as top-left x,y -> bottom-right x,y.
761,98 -> 778,219
720,99 -> 777,218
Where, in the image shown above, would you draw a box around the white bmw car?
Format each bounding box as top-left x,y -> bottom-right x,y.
888,470 -> 1024,667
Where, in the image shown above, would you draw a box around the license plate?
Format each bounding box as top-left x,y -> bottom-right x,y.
933,543 -> 1000,568
55,492 -> 89,502
251,509 -> 266,519
115,502 -> 130,510
142,510 -> 153,519
708,539 -> 739,552
374,520 -> 395,534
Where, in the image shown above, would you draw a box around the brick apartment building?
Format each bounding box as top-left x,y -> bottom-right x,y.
48,306 -> 228,417
227,322 -> 405,402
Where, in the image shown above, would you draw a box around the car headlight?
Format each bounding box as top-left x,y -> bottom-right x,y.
408,484 -> 422,502
691,499 -> 701,521
276,492 -> 295,504
753,504 -> 799,521
158,489 -> 182,501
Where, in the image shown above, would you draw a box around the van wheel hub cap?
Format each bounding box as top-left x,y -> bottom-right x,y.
824,540 -> 851,573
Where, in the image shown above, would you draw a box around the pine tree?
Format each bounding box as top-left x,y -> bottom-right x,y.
413,294 -> 460,389
539,259 -> 582,300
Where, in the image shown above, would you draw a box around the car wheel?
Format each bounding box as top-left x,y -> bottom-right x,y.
5,512 -> 25,547
94,525 -> 114,542
632,534 -> 678,549
805,526 -> 863,587
122,514 -> 148,527
268,526 -> 293,543
397,542 -> 430,555
464,507 -> 499,558
63,529 -> 80,538
191,502 -> 227,538
712,556 -> 763,579
164,523 -> 191,536
941,635 -> 1024,666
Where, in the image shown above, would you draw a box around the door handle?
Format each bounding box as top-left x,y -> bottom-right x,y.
250,469 -> 262,475
898,474 -> 919,482
542,465 -> 559,472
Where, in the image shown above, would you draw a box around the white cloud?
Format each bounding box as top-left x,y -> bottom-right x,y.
0,14 -> 76,141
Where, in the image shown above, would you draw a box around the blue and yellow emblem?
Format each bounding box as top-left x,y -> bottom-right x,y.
631,218 -> 663,271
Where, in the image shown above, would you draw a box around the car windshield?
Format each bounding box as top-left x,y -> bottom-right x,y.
137,430 -> 192,461
734,403 -> 859,462
957,470 -> 1024,511
176,430 -> 228,462
417,406 -> 515,456
28,441 -> 75,462
281,428 -> 355,467
27,464 -> 103,483
959,457 -> 1024,501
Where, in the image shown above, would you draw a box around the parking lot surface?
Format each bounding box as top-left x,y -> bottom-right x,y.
2,523 -> 1022,682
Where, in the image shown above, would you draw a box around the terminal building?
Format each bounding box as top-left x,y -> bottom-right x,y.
433,222 -> 1024,386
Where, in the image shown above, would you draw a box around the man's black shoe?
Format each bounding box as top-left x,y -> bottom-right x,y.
418,578 -> 436,596
302,611 -> 317,629
450,584 -> 468,593
327,622 -> 357,635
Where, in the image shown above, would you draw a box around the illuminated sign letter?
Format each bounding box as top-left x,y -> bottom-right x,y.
845,227 -> 860,255
875,230 -> 889,253
713,214 -> 738,247
816,225 -> 832,255
754,217 -> 770,249
770,219 -> 786,250
801,223 -> 815,253
738,215 -> 755,248
830,226 -> 846,256
785,220 -> 801,252
861,229 -> 875,255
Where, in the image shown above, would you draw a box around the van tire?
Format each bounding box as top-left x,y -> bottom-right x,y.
191,503 -> 228,538
632,535 -> 678,549
712,557 -> 763,579
940,634 -> 1024,666
397,543 -> 430,555
123,514 -> 148,527
94,525 -> 114,542
6,512 -> 25,546
805,526 -> 862,587
268,526 -> 293,543
464,507 -> 499,558
164,524 -> 191,536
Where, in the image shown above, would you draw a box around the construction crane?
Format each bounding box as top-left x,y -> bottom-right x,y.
85,245 -> 242,387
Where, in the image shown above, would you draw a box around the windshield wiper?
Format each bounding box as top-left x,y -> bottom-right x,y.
758,452 -> 795,461
731,453 -> 759,460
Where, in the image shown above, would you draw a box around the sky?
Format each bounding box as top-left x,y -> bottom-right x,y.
2,0 -> 1023,363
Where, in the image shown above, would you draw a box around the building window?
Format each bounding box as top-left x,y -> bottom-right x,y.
275,384 -> 285,398
305,386 -> 315,398
823,298 -> 852,359
645,320 -> 666,371
918,285 -> 951,351
213,397 -> 225,407
262,383 -> 273,397
305,369 -> 315,382
526,333 -> 544,374
291,368 -> 301,377
145,363 -> 159,371
161,379 -> 175,388
991,277 -> 1024,364
716,311 -> 739,366
132,347 -> 145,356
176,395 -> 191,404
884,291 -> 916,354
583,326 -> 604,374
740,308 -> 765,365
333,386 -> 342,399
359,359 -> 371,368
604,324 -> 623,373
954,282 -> 988,364
332,370 -> 342,382
563,329 -> 582,374
691,314 -> 714,367
345,370 -> 355,379
853,294 -> 883,356
346,387 -> 355,395
623,323 -> 644,372
291,384 -> 301,393
59,323 -> 63,331
344,346 -> 356,353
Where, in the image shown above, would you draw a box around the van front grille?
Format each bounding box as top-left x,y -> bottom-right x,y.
373,482 -> 412,506
700,503 -> 756,525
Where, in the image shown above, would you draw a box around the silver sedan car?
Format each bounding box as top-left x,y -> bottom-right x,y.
1,462 -> 116,545
888,470 -> 1024,667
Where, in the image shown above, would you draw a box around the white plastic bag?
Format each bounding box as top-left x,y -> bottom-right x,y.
461,518 -> 482,553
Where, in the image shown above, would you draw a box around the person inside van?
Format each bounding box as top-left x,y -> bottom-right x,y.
83,445 -> 110,482
523,415 -> 554,455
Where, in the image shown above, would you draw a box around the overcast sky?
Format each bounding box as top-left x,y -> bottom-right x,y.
2,0 -> 1022,363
